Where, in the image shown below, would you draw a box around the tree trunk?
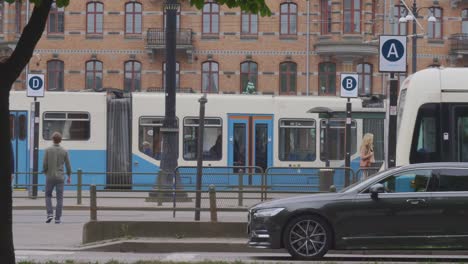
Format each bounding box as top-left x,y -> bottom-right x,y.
0,1 -> 53,262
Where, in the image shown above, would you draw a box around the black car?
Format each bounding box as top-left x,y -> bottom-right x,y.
248,163 -> 468,259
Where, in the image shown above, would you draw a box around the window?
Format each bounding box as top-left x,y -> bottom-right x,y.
43,112 -> 90,140
240,61 -> 257,94
241,11 -> 258,35
48,2 -> 64,34
18,114 -> 27,140
85,60 -> 103,91
279,119 -> 316,161
343,0 -> 361,33
378,170 -> 432,193
202,61 -> 218,93
454,106 -> 468,162
47,60 -> 64,91
124,60 -> 141,92
0,2 -> 4,34
410,104 -> 440,163
318,62 -> 336,95
437,169 -> 468,192
15,0 -> 21,33
125,2 -> 142,35
321,0 -> 331,35
202,3 -> 219,35
164,4 -> 180,30
394,5 -> 408,35
428,7 -> 442,40
183,117 -> 222,161
279,62 -> 297,94
87,2 -> 103,35
280,3 -> 297,35
139,117 -> 179,160
163,62 -> 180,92
9,115 -> 14,140
357,63 -> 372,96
320,119 -> 356,161
463,9 -> 468,34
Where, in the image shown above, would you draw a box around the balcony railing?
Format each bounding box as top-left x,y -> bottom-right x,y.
449,33 -> 468,53
146,28 -> 192,48
146,87 -> 194,93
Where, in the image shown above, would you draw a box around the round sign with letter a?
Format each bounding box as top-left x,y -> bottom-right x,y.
340,73 -> 359,98
27,74 -> 45,97
379,35 -> 407,73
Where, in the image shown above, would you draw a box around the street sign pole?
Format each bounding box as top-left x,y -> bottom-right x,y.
27,74 -> 44,198
379,35 -> 407,168
340,73 -> 358,186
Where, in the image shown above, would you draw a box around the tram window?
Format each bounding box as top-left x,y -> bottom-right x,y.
320,119 -> 356,161
410,103 -> 439,163
9,115 -> 15,140
139,117 -> 179,160
43,112 -> 90,140
279,119 -> 316,161
183,117 -> 222,161
18,114 -> 27,140
455,107 -> 468,162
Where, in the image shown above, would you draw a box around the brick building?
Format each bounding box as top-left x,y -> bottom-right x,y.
1,0 -> 468,95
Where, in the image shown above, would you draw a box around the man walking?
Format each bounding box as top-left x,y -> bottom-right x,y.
43,132 -> 72,224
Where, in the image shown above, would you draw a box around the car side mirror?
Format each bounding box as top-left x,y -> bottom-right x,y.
369,183 -> 385,200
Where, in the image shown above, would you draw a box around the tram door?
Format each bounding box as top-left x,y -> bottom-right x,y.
228,115 -> 273,184
9,111 -> 29,187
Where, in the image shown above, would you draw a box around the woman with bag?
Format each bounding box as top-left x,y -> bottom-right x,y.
360,133 -> 375,179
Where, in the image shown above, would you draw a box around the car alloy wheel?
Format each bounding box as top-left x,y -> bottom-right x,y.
284,215 -> 331,259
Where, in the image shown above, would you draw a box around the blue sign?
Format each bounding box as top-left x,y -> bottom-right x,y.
379,35 -> 407,73
27,74 -> 45,97
28,76 -> 43,90
340,73 -> 358,98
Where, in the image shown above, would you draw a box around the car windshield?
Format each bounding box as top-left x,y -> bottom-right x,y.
339,166 -> 401,193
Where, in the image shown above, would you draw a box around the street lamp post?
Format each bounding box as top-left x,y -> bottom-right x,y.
399,0 -> 437,73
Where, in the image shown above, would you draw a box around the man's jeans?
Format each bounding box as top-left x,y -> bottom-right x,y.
45,178 -> 64,220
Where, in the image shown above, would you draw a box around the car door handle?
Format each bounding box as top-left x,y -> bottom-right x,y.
406,198 -> 426,205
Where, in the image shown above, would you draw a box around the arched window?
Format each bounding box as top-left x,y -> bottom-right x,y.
85,60 -> 103,91
124,60 -> 141,92
318,62 -> 336,96
202,61 -> 219,93
343,0 -> 361,33
202,3 -> 219,35
241,11 -> 258,35
357,63 -> 372,96
280,3 -> 297,35
240,61 -> 258,94
463,9 -> 468,34
15,1 -> 21,33
393,5 -> 408,35
0,2 -> 4,34
321,0 -> 332,35
163,61 -> 180,91
87,2 -> 104,35
279,62 -> 297,95
48,2 -> 64,34
125,2 -> 142,35
428,7 -> 442,39
47,60 -> 64,91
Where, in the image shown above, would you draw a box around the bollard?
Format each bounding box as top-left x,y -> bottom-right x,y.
77,169 -> 82,205
209,184 -> 217,222
90,184 -> 97,221
238,169 -> 244,206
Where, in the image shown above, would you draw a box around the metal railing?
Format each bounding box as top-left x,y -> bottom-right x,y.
449,33 -> 468,52
11,166 -> 374,222
146,28 -> 192,48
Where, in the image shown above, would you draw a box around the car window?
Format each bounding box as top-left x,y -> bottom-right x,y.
436,169 -> 468,192
378,169 -> 432,193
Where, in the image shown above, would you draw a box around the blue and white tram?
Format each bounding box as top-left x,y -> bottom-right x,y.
10,91 -> 385,190
396,67 -> 468,166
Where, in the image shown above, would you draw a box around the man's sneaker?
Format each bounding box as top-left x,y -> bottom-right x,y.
46,216 -> 53,223
55,219 -> 61,224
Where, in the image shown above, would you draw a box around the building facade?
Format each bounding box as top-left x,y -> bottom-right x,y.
1,0 -> 468,95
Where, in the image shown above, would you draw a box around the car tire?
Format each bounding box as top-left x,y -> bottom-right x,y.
283,214 -> 332,260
